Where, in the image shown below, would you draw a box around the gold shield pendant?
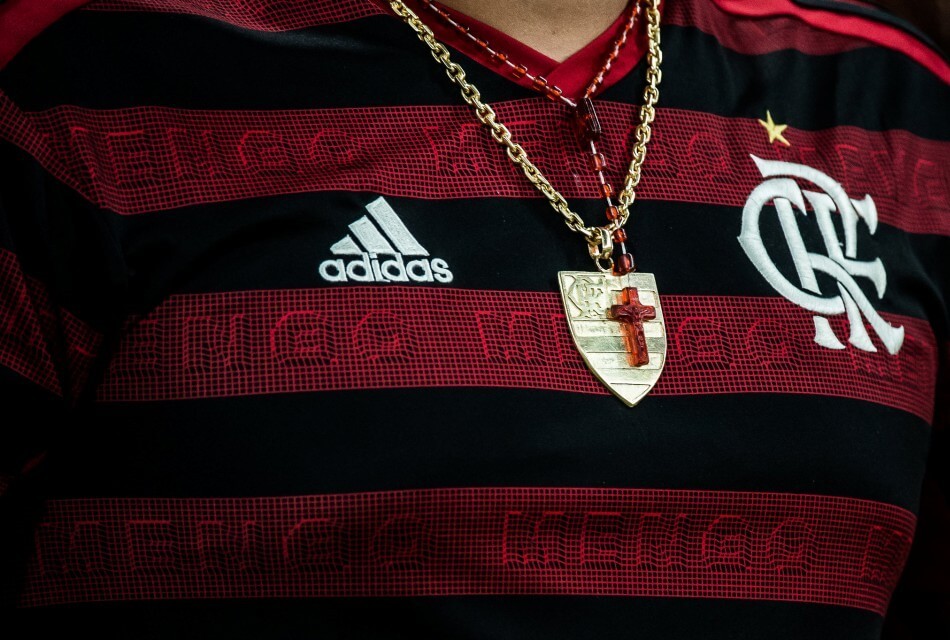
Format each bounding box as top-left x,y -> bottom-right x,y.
557,271 -> 667,407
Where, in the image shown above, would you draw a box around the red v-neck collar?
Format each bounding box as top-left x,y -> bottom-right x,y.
371,0 -> 658,103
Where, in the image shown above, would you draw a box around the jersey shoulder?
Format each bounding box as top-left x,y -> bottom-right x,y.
0,0 -> 94,70
705,0 -> 950,84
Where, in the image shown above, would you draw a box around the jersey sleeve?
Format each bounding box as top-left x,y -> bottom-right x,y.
0,157 -> 75,499
884,347 -> 950,637
881,85 -> 950,639
0,90 -> 132,606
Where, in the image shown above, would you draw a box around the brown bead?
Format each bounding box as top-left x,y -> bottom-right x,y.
612,228 -> 627,243
613,252 -> 634,275
605,205 -> 620,221
588,153 -> 607,171
490,51 -> 508,65
512,64 -> 528,79
545,86 -> 563,101
475,37 -> 488,49
601,183 -> 614,198
532,75 -> 549,90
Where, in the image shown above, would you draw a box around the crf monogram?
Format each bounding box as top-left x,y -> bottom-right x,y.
738,155 -> 905,355
566,276 -> 608,319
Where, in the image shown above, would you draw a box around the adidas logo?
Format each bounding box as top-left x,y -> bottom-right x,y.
319,196 -> 454,284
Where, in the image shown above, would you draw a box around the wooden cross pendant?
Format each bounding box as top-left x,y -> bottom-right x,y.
606,287 -> 656,366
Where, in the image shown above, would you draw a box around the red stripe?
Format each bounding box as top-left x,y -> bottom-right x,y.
2,94 -> 948,236
710,0 -> 950,85
0,249 -> 103,401
16,487 -> 916,613
94,285 -> 939,423
81,0 -> 384,30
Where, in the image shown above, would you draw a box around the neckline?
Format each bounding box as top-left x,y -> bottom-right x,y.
376,0 -> 657,103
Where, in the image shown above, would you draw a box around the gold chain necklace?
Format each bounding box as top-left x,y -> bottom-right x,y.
387,0 -> 667,407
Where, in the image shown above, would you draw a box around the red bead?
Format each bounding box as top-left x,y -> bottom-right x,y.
475,37 -> 488,49
572,97 -> 602,143
532,75 -> 549,90
613,252 -> 634,275
490,50 -> 508,64
601,183 -> 614,198
512,64 -> 528,79
588,153 -> 607,171
545,86 -> 563,101
605,205 -> 620,221
612,228 -> 627,243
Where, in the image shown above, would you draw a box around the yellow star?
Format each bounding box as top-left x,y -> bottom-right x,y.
757,110 -> 791,147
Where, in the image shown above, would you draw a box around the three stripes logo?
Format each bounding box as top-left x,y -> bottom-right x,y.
318,196 -> 454,284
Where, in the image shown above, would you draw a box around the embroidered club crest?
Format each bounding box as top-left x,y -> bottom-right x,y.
738,155 -> 904,355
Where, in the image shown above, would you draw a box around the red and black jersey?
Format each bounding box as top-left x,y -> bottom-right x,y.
0,0 -> 948,637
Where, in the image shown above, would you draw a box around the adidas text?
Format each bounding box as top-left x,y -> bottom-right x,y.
319,254 -> 453,283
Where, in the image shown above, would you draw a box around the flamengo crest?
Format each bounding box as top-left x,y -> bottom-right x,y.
737,154 -> 904,355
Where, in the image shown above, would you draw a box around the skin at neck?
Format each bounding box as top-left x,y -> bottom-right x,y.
431,0 -> 631,63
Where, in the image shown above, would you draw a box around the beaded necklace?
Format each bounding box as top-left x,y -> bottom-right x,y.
388,0 -> 666,407
418,0 -> 644,274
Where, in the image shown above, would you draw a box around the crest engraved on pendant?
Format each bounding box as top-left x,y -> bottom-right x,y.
557,271 -> 667,407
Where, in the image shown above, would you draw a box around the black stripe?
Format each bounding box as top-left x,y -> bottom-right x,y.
5,595 -> 885,639
104,190 -> 948,324
601,22 -> 950,141
1,11 -> 948,139
41,388 -> 932,512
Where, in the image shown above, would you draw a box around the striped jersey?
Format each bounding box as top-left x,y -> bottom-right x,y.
1,0 -> 948,637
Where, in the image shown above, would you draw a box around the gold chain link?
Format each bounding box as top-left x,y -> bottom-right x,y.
387,0 -> 662,257
617,0 -> 662,215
